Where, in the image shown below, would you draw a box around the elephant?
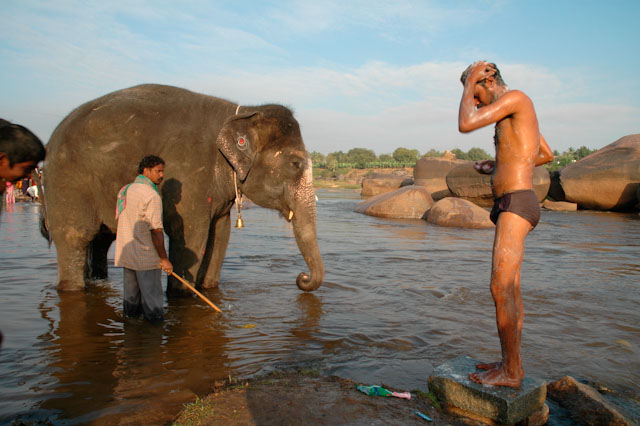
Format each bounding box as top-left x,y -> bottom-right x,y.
41,84 -> 324,294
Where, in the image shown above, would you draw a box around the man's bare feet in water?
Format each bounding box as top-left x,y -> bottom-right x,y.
469,361 -> 524,388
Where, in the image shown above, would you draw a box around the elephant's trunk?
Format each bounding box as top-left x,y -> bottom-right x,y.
291,209 -> 324,291
289,165 -> 324,291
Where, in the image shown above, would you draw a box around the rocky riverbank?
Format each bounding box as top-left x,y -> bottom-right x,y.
173,369 -> 637,425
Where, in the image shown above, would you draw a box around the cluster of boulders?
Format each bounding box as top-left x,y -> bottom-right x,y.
356,134 -> 640,228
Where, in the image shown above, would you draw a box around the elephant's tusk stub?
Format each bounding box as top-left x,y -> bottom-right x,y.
288,210 -> 294,220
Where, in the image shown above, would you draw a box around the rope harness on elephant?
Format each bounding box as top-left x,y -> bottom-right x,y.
233,104 -> 244,228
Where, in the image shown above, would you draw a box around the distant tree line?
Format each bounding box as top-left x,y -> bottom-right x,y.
311,147 -> 493,170
311,145 -> 597,173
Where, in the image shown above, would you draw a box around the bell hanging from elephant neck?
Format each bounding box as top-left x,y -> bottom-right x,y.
235,214 -> 244,228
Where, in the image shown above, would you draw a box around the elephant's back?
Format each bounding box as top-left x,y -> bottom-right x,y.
46,84 -> 232,172
44,84 -> 233,216
48,84 -> 228,150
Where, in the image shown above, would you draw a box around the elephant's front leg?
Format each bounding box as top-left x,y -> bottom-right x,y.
200,213 -> 231,289
166,211 -> 211,295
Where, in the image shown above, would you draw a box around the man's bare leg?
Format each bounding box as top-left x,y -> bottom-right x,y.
476,268 -> 524,372
470,212 -> 530,387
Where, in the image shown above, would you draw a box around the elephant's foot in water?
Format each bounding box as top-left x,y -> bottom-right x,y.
57,279 -> 86,292
201,277 -> 220,289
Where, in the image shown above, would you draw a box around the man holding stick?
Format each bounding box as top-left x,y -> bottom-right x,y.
115,155 -> 172,322
458,61 -> 553,387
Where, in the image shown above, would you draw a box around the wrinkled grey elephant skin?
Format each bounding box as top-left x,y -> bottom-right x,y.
42,84 -> 324,293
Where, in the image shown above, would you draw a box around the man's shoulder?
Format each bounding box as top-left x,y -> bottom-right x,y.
501,90 -> 534,108
128,183 -> 161,200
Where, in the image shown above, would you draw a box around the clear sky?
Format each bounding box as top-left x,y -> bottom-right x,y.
1,0 -> 639,155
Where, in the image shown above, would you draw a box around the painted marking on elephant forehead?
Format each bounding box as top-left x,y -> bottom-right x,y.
274,151 -> 282,157
124,114 -> 135,124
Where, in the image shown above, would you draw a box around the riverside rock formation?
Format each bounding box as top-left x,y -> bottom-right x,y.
426,198 -> 494,229
559,134 -> 640,211
446,164 -> 551,207
355,185 -> 434,219
360,173 -> 414,197
413,157 -> 470,200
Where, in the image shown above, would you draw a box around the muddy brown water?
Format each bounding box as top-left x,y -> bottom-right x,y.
1,189 -> 639,424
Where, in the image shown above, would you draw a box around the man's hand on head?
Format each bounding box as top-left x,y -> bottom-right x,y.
469,61 -> 496,85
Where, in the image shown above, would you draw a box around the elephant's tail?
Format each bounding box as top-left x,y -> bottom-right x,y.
34,170 -> 52,246
39,208 -> 51,245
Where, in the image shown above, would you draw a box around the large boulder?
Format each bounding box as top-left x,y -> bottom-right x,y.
532,167 -> 551,201
361,173 -> 413,197
414,157 -> 470,194
355,185 -> 433,219
559,134 -> 640,211
446,164 -> 551,207
426,198 -> 494,229
445,163 -> 493,206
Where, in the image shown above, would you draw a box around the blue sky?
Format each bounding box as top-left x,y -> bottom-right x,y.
1,1 -> 639,155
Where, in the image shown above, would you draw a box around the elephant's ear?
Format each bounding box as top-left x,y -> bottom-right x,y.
216,112 -> 261,181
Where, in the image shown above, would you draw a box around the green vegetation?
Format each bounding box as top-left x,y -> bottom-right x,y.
174,395 -> 216,426
311,145 -> 598,177
311,146 -> 492,176
547,146 -> 596,171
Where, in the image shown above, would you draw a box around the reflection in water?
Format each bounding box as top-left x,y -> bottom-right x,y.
1,194 -> 639,424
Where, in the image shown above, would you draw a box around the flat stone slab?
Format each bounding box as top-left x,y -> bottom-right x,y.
428,356 -> 547,425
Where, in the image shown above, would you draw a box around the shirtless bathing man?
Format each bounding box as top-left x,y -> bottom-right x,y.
458,61 -> 553,387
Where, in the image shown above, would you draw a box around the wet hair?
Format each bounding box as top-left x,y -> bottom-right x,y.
460,62 -> 506,87
0,119 -> 46,166
138,155 -> 165,174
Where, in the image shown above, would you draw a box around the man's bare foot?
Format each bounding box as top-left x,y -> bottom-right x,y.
469,364 -> 523,388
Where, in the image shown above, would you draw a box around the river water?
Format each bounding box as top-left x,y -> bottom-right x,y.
1,189 -> 639,424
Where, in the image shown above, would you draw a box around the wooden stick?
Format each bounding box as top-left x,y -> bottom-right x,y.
170,271 -> 222,313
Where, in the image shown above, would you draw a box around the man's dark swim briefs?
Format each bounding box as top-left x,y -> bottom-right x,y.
490,189 -> 540,228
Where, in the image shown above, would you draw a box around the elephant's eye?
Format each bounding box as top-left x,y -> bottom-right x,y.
290,157 -> 304,171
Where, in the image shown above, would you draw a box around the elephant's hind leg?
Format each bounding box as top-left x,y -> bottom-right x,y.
51,225 -> 94,292
87,226 -> 116,280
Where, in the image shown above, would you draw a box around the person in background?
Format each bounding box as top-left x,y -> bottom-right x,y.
4,181 -> 15,205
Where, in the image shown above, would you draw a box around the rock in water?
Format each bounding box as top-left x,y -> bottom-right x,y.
426,198 -> 494,229
414,157 -> 470,194
560,134 -> 640,211
355,185 -> 433,219
446,164 -> 550,207
361,173 -> 413,197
